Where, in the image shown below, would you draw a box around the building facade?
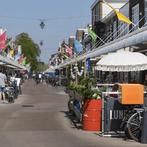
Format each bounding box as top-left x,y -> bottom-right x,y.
129,0 -> 145,29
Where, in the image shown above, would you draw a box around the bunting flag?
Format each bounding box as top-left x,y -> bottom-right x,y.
14,54 -> 21,61
1,50 -> 7,57
9,48 -> 14,57
0,31 -> 6,50
26,63 -> 30,68
6,38 -> 14,48
88,27 -> 97,42
17,45 -> 22,55
18,54 -> 24,64
14,45 -> 22,60
64,44 -> 73,56
63,54 -> 69,59
22,57 -> 27,65
86,58 -> 91,72
74,39 -> 83,53
7,48 -> 14,59
103,1 -> 132,25
25,63 -> 31,71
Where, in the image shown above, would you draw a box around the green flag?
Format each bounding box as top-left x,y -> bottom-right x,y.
63,54 -> 68,59
88,27 -> 97,42
22,57 -> 27,65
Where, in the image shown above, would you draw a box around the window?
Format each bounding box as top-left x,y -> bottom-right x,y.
145,0 -> 147,23
113,21 -> 117,39
118,21 -> 129,38
92,9 -> 96,26
132,4 -> 139,30
95,4 -> 99,22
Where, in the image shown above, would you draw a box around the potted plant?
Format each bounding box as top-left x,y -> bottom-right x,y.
67,77 -> 102,126
67,82 -> 84,121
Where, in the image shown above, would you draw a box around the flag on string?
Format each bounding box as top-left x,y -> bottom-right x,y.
63,54 -> 69,59
103,1 -> 132,25
0,31 -> 6,50
74,39 -> 83,53
88,27 -> 97,42
25,63 -> 31,71
1,50 -> 7,57
14,54 -> 21,61
18,54 -> 24,64
64,44 -> 73,56
6,38 -> 14,48
26,63 -> 30,68
9,48 -> 14,57
22,57 -> 27,65
17,45 -> 22,55
86,58 -> 91,72
14,45 -> 22,59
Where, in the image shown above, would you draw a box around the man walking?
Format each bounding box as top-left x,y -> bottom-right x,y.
0,70 -> 7,103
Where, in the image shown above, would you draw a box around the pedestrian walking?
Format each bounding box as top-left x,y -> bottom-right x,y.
0,70 -> 7,103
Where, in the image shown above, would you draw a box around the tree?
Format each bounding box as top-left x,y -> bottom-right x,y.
15,33 -> 41,71
37,62 -> 48,72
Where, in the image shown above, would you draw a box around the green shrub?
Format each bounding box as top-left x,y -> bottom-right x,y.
67,77 -> 101,100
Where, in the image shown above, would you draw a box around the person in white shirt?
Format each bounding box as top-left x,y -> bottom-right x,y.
0,71 -> 7,103
38,73 -> 42,83
10,73 -> 22,95
15,77 -> 21,94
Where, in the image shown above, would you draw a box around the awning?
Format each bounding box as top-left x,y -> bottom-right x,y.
44,66 -> 55,73
0,55 -> 26,70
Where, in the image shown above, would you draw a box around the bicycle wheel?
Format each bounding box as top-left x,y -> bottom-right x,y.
127,112 -> 143,142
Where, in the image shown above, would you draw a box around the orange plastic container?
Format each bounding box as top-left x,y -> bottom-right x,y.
119,84 -> 144,104
82,99 -> 102,131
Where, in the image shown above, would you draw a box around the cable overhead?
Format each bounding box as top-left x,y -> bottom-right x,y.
0,15 -> 90,21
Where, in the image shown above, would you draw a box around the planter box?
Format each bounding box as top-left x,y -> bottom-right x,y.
82,99 -> 102,131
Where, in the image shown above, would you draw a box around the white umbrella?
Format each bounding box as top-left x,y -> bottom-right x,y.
95,51 -> 147,72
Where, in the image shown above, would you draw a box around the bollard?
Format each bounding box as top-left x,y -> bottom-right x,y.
141,106 -> 147,143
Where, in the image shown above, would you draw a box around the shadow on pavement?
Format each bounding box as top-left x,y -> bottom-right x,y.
60,111 -> 136,144
60,111 -> 82,130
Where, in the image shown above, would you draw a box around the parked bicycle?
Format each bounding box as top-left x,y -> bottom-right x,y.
120,105 -> 143,142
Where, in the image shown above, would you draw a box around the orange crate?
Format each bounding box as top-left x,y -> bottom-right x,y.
119,84 -> 144,105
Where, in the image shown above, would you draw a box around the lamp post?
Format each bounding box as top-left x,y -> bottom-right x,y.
40,21 -> 45,29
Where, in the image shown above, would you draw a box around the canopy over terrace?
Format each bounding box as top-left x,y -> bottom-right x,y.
54,25 -> 147,69
44,66 -> 56,73
0,54 -> 26,70
95,51 -> 147,72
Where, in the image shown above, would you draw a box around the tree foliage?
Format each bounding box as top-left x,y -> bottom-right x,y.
15,33 -> 41,71
37,62 -> 48,72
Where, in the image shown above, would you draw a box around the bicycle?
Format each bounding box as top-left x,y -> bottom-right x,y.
127,108 -> 144,142
120,105 -> 143,142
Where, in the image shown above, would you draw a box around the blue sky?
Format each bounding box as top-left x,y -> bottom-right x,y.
0,0 -> 93,63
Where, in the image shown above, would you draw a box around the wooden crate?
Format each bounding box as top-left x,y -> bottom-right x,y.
119,84 -> 144,105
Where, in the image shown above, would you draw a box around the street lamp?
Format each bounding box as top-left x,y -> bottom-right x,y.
40,21 -> 45,29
